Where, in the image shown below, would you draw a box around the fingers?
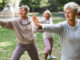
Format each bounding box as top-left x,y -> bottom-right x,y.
32,16 -> 39,23
32,16 -> 42,28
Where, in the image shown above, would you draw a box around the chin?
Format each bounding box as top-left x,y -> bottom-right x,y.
20,15 -> 23,17
67,19 -> 72,22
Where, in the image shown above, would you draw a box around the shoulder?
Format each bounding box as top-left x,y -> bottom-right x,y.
28,16 -> 32,20
76,19 -> 80,25
27,16 -> 34,24
77,19 -> 80,23
14,17 -> 20,20
11,17 -> 21,23
57,21 -> 67,26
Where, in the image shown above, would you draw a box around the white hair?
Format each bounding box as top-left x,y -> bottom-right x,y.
43,10 -> 51,17
64,2 -> 79,12
20,5 -> 30,12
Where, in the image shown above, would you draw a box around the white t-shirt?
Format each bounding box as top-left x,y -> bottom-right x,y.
39,17 -> 53,39
42,19 -> 80,60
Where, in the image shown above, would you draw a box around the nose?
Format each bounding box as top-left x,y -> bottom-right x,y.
19,10 -> 22,14
65,13 -> 68,17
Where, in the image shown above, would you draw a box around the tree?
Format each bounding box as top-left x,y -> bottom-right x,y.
20,0 -> 41,11
48,0 -> 58,11
40,0 -> 50,8
0,0 -> 8,11
56,0 -> 80,11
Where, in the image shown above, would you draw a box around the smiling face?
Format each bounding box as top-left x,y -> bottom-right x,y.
44,12 -> 50,20
65,8 -> 78,22
19,8 -> 28,18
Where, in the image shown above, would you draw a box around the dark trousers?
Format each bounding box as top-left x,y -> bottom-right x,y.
11,43 -> 40,60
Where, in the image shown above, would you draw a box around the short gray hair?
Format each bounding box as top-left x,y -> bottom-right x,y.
43,10 -> 51,17
20,5 -> 30,12
64,2 -> 79,12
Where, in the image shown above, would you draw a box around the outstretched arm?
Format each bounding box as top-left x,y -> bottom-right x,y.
32,16 -> 63,34
0,19 -> 13,29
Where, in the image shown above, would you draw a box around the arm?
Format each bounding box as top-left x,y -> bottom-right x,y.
41,23 -> 63,34
32,16 -> 64,34
0,19 -> 13,30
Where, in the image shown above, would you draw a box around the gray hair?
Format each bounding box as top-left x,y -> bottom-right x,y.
20,5 -> 30,12
43,10 -> 51,17
64,2 -> 79,12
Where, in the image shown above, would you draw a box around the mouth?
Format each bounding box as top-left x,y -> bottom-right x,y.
66,17 -> 69,19
19,13 -> 23,16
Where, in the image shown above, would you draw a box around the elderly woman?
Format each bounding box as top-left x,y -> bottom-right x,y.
32,2 -> 80,60
0,5 -> 40,60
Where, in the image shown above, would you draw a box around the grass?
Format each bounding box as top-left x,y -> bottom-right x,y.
0,28 -> 61,60
0,12 -> 66,60
0,24 -> 61,60
0,28 -> 60,60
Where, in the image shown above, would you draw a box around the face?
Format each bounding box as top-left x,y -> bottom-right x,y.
44,12 -> 50,20
19,8 -> 28,17
65,8 -> 78,22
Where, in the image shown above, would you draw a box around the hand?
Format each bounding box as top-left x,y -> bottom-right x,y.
32,16 -> 39,23
32,16 -> 42,28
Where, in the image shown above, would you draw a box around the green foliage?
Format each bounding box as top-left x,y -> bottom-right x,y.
0,0 -> 2,3
1,0 -> 80,12
0,0 -> 9,10
48,0 -> 58,11
40,0 -> 50,7
20,0 -> 41,8
56,0 -> 80,11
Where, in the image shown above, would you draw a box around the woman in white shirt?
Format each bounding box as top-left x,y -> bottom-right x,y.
39,10 -> 55,60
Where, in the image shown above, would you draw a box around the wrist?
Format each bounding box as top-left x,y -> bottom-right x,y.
38,24 -> 42,29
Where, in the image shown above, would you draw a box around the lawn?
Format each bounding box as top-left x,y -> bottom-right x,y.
0,12 -> 65,60
0,27 -> 61,60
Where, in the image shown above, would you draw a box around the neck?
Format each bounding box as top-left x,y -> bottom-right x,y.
46,18 -> 49,20
21,16 -> 27,20
68,19 -> 77,27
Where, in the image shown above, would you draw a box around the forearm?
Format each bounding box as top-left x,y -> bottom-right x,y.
41,24 -> 55,33
38,24 -> 62,34
0,19 -> 13,29
0,19 -> 11,24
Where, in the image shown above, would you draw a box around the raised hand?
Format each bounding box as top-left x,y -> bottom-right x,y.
32,16 -> 42,28
32,16 -> 39,24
